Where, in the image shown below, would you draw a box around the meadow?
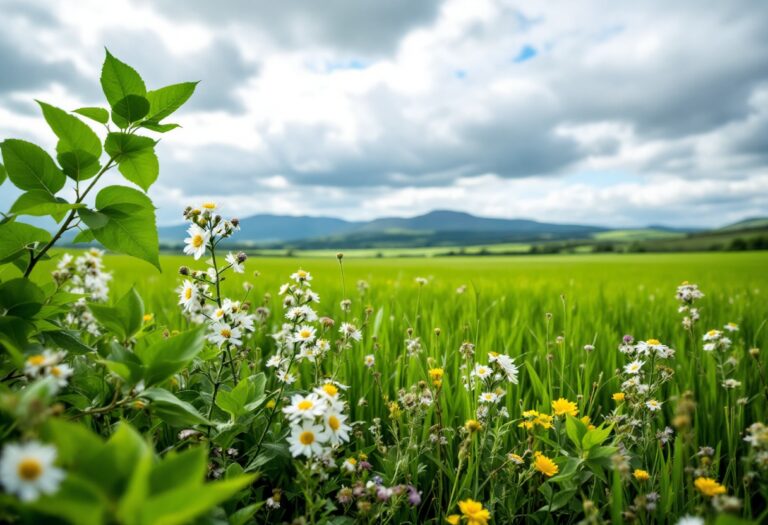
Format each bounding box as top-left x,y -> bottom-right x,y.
9,249 -> 767,524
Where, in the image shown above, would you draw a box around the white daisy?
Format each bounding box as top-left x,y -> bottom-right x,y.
266,355 -> 283,368
323,411 -> 352,445
276,370 -> 296,384
208,323 -> 242,347
178,280 -> 198,311
723,322 -> 739,332
645,399 -> 662,411
624,359 -> 645,375
0,441 -> 65,502
364,354 -> 375,368
472,363 -> 492,380
47,363 -> 73,388
225,252 -> 244,273
183,224 -> 209,260
703,329 -> 722,341
283,394 -> 326,421
340,322 -> 362,342
288,421 -> 327,458
478,392 -> 499,404
292,325 -> 317,345
493,354 -> 519,384
290,269 -> 312,284
342,457 -> 358,472
24,350 -> 63,377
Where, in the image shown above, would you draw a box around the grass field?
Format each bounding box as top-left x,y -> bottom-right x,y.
6,250 -> 768,523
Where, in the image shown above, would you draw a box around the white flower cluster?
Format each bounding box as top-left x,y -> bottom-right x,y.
177,203 -> 256,347
702,328 -> 733,352
675,281 -> 704,329
24,350 -> 73,389
284,382 -> 352,459
465,351 -> 518,420
744,422 -> 768,472
52,248 -> 112,336
617,336 -> 673,412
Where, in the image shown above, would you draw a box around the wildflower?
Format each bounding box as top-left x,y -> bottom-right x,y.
552,398 -> 578,417
47,363 -> 73,388
645,399 -> 662,411
580,416 -> 596,430
340,322 -> 362,342
225,252 -> 245,273
364,354 -> 375,368
722,378 -> 742,389
208,322 -> 242,347
694,477 -> 726,497
0,442 -> 65,502
24,350 -> 62,377
633,469 -> 650,481
472,364 -> 492,381
492,353 -> 519,384
676,516 -> 704,525
290,269 -> 312,283
479,392 -> 499,404
465,419 -> 483,433
178,280 -> 198,311
446,516 -> 461,525
292,325 -> 317,345
428,367 -> 444,386
457,499 -> 490,525
415,277 -> 429,286
283,394 -> 325,421
724,322 -> 739,332
342,457 -> 357,473
508,453 -> 525,465
323,411 -> 352,445
624,359 -> 645,375
183,223 -> 209,260
583,344 -> 595,353
288,421 -> 328,458
612,392 -> 625,402
533,451 -> 558,477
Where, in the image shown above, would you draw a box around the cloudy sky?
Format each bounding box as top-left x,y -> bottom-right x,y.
1,0 -> 767,228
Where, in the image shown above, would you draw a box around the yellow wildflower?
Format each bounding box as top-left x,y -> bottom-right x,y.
612,392 -> 625,402
458,499 -> 490,525
633,469 -> 650,481
533,451 -> 559,477
552,398 -> 579,417
694,477 -> 726,497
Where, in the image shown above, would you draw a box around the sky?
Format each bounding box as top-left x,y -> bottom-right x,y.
1,0 -> 767,228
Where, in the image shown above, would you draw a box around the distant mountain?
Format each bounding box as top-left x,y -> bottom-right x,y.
716,217 -> 768,232
158,209 -> 609,248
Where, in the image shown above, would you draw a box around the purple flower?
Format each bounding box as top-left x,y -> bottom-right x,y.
623,334 -> 634,344
407,485 -> 422,506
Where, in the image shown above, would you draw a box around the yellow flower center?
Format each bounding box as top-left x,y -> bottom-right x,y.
192,234 -> 204,248
202,202 -> 216,209
17,458 -> 43,481
300,329 -> 312,338
297,270 -> 307,278
298,400 -> 314,410
646,338 -> 661,345
143,314 -> 153,322
322,384 -> 338,397
707,330 -> 718,337
50,366 -> 61,377
184,288 -> 193,300
220,328 -> 231,338
299,431 -> 315,445
27,355 -> 45,366
477,367 -> 487,375
328,415 -> 340,431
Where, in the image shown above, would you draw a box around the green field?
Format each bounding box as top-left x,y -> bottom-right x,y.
4,250 -> 768,523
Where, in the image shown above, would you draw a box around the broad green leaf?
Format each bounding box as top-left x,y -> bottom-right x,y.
229,502 -> 265,525
0,316 -> 35,358
141,387 -> 210,426
582,424 -> 613,451
43,419 -> 105,467
0,220 -> 51,263
149,446 -> 207,495
78,207 -> 110,229
100,49 -> 147,107
565,415 -> 587,451
87,185 -> 160,269
10,190 -> 83,222
0,161 -> 5,185
74,106 -> 110,124
43,329 -> 94,355
116,445 -> 153,525
89,287 -> 144,341
37,101 -> 102,177
0,139 -> 65,193
105,133 -> 159,191
87,422 -> 149,497
135,327 -> 206,386
112,94 -> 150,123
139,474 -> 255,525
72,229 -> 96,244
0,278 -> 45,318
145,82 -> 198,122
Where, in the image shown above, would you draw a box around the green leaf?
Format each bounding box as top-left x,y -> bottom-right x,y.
0,139 -> 65,193
10,190 -> 83,222
86,185 -> 160,269
112,94 -> 150,124
37,101 -> 102,180
0,220 -> 51,263
565,415 -> 587,451
0,316 -> 35,358
145,82 -> 198,122
29,475 -> 108,525
43,419 -> 105,467
0,162 -> 6,185
116,444 -> 153,525
140,122 -> 180,133
140,474 -> 255,525
141,387 -> 210,426
100,49 -> 147,107
135,327 -> 206,386
105,133 -> 159,191
43,329 -> 94,355
89,287 -> 144,341
216,373 -> 267,420
0,278 -> 45,318
149,446 -> 207,495
582,424 -> 613,451
72,229 -> 96,244
74,107 -> 110,124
